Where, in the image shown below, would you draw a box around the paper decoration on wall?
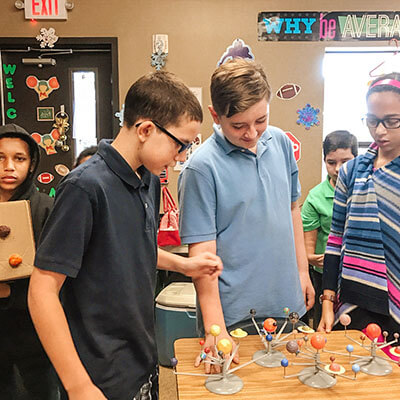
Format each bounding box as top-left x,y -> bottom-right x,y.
37,106 -> 55,121
190,87 -> 202,105
31,129 -> 60,155
151,34 -> 168,71
217,39 -> 255,67
285,132 -> 301,162
115,104 -> 125,127
296,104 -> 320,130
26,75 -> 60,101
3,63 -> 17,120
37,172 -> 54,184
55,164 -> 70,177
36,27 -> 59,48
159,168 -> 168,185
53,106 -> 70,152
174,134 -> 202,171
276,83 -> 301,100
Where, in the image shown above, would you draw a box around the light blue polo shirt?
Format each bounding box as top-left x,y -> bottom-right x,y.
178,124 -> 306,327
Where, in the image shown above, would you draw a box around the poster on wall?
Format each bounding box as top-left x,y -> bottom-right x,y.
258,11 -> 400,42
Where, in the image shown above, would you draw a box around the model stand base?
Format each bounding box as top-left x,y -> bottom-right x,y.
297,367 -> 337,389
357,356 -> 393,376
205,374 -> 243,395
253,349 -> 285,367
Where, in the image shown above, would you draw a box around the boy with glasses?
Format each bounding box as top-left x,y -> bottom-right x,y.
28,71 -> 223,400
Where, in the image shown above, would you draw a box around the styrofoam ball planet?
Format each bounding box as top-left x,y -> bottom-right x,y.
263,318 -> 277,333
329,362 -> 341,372
366,323 -> 381,339
170,357 -> 178,367
283,307 -> 290,315
217,339 -> 232,354
289,312 -> 300,323
339,313 -> 351,327
352,364 -> 360,373
281,358 -> 289,367
210,324 -> 221,337
230,328 -> 248,339
286,340 -> 299,354
310,333 -> 327,350
346,344 -> 354,353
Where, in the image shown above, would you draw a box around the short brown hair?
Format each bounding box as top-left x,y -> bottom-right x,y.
123,71 -> 203,128
210,58 -> 271,118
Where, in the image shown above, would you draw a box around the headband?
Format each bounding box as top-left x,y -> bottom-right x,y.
370,78 -> 400,90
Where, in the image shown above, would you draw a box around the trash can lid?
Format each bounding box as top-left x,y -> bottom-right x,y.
156,282 -> 196,308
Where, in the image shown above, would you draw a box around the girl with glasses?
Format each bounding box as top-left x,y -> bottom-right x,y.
319,72 -> 400,342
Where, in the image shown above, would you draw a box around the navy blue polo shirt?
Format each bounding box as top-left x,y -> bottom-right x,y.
35,139 -> 161,400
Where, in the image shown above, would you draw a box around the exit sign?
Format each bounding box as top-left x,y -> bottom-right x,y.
25,0 -> 68,20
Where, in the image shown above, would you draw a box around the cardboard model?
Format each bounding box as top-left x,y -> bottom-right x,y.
0,200 -> 35,281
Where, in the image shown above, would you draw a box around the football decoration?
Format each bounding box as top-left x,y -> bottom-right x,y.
276,83 -> 301,100
55,164 -> 70,177
37,172 -> 54,184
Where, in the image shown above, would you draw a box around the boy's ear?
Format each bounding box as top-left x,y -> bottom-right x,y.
135,121 -> 154,144
208,105 -> 221,125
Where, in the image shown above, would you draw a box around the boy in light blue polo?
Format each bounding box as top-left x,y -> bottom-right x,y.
178,58 -> 314,371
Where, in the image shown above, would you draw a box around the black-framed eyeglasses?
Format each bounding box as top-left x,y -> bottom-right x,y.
362,116 -> 400,130
135,120 -> 192,153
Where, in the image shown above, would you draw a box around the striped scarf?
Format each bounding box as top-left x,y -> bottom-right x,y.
325,143 -> 400,324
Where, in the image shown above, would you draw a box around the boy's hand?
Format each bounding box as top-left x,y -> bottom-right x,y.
0,283 -> 10,298
180,253 -> 223,279
309,254 -> 324,268
299,272 -> 315,311
194,330 -> 238,374
68,381 -> 107,400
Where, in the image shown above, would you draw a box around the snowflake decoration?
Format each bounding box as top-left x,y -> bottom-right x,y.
115,104 -> 125,127
296,103 -> 320,130
36,27 -> 58,48
151,48 -> 168,71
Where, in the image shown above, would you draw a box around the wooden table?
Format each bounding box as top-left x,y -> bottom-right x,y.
174,330 -> 400,399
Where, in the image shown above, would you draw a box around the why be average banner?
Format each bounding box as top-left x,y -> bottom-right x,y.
258,12 -> 400,41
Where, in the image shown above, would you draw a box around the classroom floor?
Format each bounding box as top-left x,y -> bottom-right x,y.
159,366 -> 178,400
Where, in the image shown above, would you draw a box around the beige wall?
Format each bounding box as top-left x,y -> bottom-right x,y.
1,0 -> 398,202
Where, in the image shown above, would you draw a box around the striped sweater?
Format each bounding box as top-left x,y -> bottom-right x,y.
322,143 -> 400,324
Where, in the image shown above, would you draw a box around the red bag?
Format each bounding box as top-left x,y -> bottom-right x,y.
157,187 -> 181,247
